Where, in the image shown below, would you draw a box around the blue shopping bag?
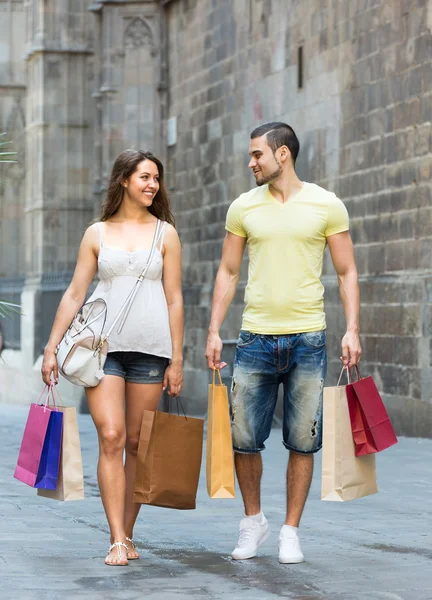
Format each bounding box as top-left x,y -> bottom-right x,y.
34,397 -> 63,490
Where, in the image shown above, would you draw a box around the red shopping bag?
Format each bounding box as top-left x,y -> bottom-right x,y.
345,367 -> 398,457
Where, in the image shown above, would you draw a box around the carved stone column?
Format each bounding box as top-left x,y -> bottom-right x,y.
93,0 -> 162,193
22,0 -> 95,365
0,0 -> 27,353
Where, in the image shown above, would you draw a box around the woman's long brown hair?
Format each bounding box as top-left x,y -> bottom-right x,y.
99,149 -> 175,226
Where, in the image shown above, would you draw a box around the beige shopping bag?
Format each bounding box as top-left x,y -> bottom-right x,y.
134,406 -> 204,509
321,369 -> 378,502
38,406 -> 84,501
206,369 -> 235,499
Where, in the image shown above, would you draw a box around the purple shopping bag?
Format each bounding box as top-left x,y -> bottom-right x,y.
14,385 -> 62,488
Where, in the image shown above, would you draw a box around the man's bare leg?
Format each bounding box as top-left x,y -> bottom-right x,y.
232,452 -> 269,560
235,452 -> 262,515
285,452 -> 314,526
277,451 -> 313,564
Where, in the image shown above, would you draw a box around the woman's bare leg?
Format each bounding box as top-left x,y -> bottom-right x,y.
86,375 -> 128,566
124,381 -> 163,558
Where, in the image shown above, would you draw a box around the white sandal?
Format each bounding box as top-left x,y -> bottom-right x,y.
126,537 -> 139,560
105,541 -> 128,566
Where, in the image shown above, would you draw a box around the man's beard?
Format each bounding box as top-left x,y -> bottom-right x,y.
255,160 -> 283,186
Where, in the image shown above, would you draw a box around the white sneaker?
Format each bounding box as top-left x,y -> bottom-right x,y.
231,513 -> 270,560
278,526 -> 304,564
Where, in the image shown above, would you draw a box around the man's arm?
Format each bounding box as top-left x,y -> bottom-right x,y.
327,230 -> 362,367
205,231 -> 247,369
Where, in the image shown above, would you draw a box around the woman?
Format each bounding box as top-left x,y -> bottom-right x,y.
41,149 -> 184,566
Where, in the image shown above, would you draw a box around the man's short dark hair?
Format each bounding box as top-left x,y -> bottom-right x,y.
250,122 -> 300,164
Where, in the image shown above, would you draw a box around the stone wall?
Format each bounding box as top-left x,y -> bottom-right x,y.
0,0 -> 165,407
0,0 -> 431,434
0,1 -> 26,350
164,0 -> 432,435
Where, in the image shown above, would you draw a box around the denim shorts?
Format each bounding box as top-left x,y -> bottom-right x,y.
230,330 -> 327,455
104,351 -> 169,383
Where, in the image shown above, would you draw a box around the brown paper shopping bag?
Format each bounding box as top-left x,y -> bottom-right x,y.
321,369 -> 378,502
134,406 -> 204,510
206,369 -> 235,499
38,406 -> 84,501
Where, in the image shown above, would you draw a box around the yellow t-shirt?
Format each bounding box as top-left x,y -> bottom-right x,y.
225,182 -> 349,334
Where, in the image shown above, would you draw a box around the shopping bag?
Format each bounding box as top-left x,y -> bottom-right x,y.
206,369 -> 235,498
134,404 -> 204,509
34,408 -> 63,490
346,366 -> 398,456
321,368 -> 378,502
38,405 -> 84,501
14,385 -> 62,488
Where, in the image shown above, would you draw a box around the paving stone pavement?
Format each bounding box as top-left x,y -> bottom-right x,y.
0,404 -> 431,600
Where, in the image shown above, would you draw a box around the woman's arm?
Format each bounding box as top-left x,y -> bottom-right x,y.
161,224 -> 184,396
41,224 -> 99,384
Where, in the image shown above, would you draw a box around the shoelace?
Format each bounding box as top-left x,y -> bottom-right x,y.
279,534 -> 299,549
237,522 -> 259,547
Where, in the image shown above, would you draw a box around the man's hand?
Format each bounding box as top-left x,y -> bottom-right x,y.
205,331 -> 227,370
341,331 -> 362,367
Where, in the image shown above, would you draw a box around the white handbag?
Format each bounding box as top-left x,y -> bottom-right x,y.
56,220 -> 162,388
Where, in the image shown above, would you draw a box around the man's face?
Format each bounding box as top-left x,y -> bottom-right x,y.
248,135 -> 282,186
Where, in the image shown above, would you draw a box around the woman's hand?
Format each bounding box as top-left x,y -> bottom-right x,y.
163,360 -> 184,397
41,349 -> 58,385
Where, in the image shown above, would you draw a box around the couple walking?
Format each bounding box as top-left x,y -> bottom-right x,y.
41,122 -> 361,566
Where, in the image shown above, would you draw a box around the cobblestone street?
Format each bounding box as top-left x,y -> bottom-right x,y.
1,405 -> 431,600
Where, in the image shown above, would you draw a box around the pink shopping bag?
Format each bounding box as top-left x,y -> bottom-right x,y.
14,384 -> 61,487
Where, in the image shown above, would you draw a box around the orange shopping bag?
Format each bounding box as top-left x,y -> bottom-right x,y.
206,369 -> 235,499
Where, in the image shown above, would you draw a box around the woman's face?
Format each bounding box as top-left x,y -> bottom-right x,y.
123,159 -> 160,207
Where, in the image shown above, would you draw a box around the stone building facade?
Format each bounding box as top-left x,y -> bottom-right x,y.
0,0 -> 431,435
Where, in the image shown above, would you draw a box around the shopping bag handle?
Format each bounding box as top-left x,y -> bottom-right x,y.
337,366 -> 349,386
351,365 -> 362,380
50,383 -> 65,407
212,368 -> 223,386
337,365 -> 362,386
37,382 -> 59,411
167,397 -> 188,420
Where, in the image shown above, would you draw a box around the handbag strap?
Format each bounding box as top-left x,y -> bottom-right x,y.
73,300 -> 108,337
104,219 -> 162,339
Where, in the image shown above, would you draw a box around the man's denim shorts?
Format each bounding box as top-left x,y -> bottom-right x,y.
230,330 -> 327,455
104,351 -> 169,384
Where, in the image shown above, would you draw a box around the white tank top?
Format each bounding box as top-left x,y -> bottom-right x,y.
86,220 -> 172,359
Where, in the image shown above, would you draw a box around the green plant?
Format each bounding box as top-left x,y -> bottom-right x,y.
0,133 -> 16,170
0,300 -> 21,318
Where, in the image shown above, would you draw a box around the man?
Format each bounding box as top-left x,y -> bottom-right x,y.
205,122 -> 361,564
